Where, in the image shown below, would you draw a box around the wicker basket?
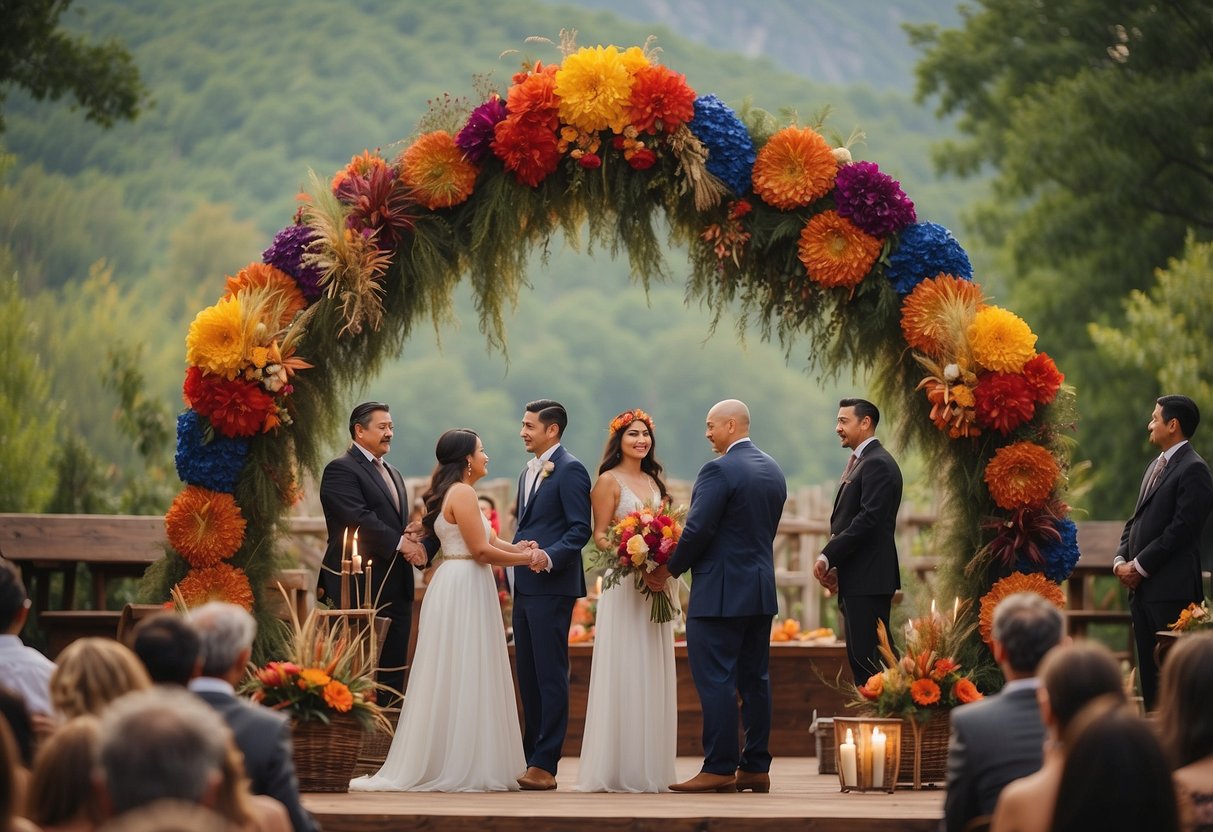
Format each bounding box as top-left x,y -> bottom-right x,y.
352,707 -> 400,777
292,711 -> 365,792
898,712 -> 950,789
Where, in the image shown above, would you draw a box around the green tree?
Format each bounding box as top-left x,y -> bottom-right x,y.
907,0 -> 1213,515
0,0 -> 148,133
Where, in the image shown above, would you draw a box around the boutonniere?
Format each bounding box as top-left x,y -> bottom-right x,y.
540,460 -> 555,479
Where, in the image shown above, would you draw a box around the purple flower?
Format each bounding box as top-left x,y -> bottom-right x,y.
262,224 -> 323,302
834,161 -> 917,238
457,96 -> 507,163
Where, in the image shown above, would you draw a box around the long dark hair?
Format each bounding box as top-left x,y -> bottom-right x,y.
419,429 -> 479,537
597,410 -> 669,503
1157,630 -> 1213,768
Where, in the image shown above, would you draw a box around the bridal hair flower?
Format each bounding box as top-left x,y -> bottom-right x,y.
608,408 -> 655,436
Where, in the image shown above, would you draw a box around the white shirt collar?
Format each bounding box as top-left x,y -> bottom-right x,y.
354,443 -> 381,464
725,437 -> 753,454
1162,439 -> 1189,462
853,436 -> 878,458
532,443 -> 560,466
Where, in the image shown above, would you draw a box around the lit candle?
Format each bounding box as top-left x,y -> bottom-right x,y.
871,726 -> 886,789
840,727 -> 858,788
930,598 -> 937,616
364,560 -> 373,610
352,553 -> 363,574
952,596 -> 959,623
339,553 -> 351,610
595,575 -> 603,597
342,527 -> 349,559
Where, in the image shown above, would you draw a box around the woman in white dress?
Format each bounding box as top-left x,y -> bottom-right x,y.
351,429 -> 541,792
576,409 -> 678,792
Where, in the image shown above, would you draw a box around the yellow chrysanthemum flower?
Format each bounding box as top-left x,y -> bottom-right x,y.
618,45 -> 650,74
186,296 -> 253,380
968,306 -> 1037,373
555,45 -> 635,134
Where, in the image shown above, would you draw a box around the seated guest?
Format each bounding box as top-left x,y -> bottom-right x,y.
0,559 -> 56,723
990,641 -> 1126,832
942,592 -> 1064,832
50,638 -> 151,719
1049,700 -> 1180,832
0,688 -> 34,771
96,801 -> 231,832
188,603 -> 318,832
1157,631 -> 1213,832
26,716 -> 102,832
215,741 -> 291,832
130,611 -> 202,686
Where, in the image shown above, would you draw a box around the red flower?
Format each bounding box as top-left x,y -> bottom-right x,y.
1022,352 -> 1064,405
931,658 -> 959,680
578,153 -> 602,169
627,64 -> 696,134
492,116 -> 561,187
858,673 -> 884,700
185,368 -> 276,438
973,372 -> 1036,435
627,147 -> 657,170
334,163 -> 417,247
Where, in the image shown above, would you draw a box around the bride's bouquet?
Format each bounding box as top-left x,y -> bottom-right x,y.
591,504 -> 686,623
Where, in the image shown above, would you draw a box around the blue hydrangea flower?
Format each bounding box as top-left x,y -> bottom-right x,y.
1019,517 -> 1080,583
688,95 -> 756,196
262,224 -> 323,302
885,222 -> 973,296
175,409 -> 250,494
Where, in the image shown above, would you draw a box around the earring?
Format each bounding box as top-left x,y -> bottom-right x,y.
466,462 -> 472,476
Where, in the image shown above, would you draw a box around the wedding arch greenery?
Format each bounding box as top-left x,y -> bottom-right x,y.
147,34 -> 1078,664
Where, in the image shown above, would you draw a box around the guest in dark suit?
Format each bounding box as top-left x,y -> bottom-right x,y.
512,400 -> 592,791
1113,394 -> 1213,710
188,602 -> 317,832
813,397 -> 903,683
942,592 -> 1064,832
317,401 -> 439,699
646,399 -> 787,794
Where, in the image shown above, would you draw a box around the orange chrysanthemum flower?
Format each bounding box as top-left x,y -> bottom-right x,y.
492,116 -> 562,187
984,441 -> 1060,510
506,63 -> 560,129
968,306 -> 1038,373
752,126 -> 837,210
399,130 -> 479,210
627,64 -> 696,134
322,680 -> 354,712
331,149 -> 389,192
223,263 -> 307,329
900,274 -> 987,356
954,678 -> 983,704
910,678 -> 942,706
174,563 -> 255,611
979,571 -> 1065,644
797,210 -> 881,288
164,485 -> 246,567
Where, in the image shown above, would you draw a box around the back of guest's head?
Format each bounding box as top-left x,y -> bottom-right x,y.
131,612 -> 201,685
1039,641 -> 1126,734
0,716 -> 22,831
1157,394 -> 1200,438
1049,700 -> 1179,832
97,687 -> 229,817
525,399 -> 568,436
839,397 -> 880,429
1157,630 -> 1213,768
96,799 -> 234,832
27,715 -> 102,828
0,686 -> 34,767
992,592 -> 1064,674
188,603 -> 256,678
0,558 -> 28,632
51,637 -> 153,718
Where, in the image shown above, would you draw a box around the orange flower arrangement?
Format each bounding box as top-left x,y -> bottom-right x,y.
978,571 -> 1066,644
223,263 -> 307,329
175,563 -> 255,611
752,126 -> 837,210
399,130 -> 479,210
797,210 -> 881,289
164,485 -> 247,567
984,441 -> 1060,510
900,274 -> 986,356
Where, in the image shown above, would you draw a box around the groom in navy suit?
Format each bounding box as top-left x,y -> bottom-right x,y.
512,399 -> 592,791
646,399 -> 787,793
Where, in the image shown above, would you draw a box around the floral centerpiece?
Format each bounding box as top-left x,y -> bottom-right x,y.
589,503 -> 685,623
1169,599 -> 1212,632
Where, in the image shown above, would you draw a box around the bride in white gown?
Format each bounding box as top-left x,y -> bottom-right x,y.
351,429 -> 542,792
576,408 -> 678,793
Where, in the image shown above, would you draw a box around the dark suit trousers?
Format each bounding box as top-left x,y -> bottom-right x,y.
1130,594 -> 1185,710
513,593 -> 575,774
840,594 -> 893,684
686,614 -> 773,775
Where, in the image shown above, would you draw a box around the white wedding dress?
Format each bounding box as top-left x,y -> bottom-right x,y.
575,474 -> 678,792
350,509 -> 525,792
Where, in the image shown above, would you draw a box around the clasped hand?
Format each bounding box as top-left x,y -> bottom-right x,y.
517,540 -> 547,572
1114,561 -> 1143,590
812,558 -> 839,595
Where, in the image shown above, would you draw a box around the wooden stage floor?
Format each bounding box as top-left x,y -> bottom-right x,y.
304,757 -> 945,831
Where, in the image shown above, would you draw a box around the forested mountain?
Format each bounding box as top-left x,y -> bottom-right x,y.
0,0 -> 975,508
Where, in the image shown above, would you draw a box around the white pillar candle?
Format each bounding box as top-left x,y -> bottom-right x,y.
871,727 -> 886,788
840,727 -> 858,788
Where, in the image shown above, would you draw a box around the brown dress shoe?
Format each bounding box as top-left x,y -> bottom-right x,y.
668,771 -> 737,793
517,766 -> 557,791
734,770 -> 771,793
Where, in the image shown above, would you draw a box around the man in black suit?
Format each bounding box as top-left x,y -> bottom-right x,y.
942,592 -> 1064,832
813,397 -> 903,683
1113,393 -> 1213,709
317,401 -> 438,699
188,602 -> 317,832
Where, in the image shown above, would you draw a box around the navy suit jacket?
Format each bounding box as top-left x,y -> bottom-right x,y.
512,444 -> 592,597
1116,441 -> 1213,602
667,440 -> 786,618
823,440 -> 902,596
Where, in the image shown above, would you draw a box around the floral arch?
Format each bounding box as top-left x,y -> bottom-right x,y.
157,37 -> 1078,658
